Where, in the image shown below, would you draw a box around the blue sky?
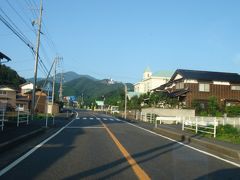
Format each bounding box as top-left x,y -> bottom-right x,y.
1,0 -> 240,83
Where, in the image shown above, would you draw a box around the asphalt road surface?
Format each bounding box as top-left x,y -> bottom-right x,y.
0,110 -> 239,179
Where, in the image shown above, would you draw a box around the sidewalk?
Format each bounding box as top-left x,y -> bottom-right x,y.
124,118 -> 240,162
0,113 -> 71,153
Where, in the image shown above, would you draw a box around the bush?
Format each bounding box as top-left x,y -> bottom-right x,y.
225,106 -> 240,117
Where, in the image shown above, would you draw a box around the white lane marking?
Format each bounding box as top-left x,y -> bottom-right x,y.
90,118 -> 94,120
115,119 -> 121,122
66,126 -> 104,129
109,118 -> 114,121
0,115 -> 77,176
117,119 -> 240,168
83,117 -> 87,120
103,118 -> 108,121
97,118 -> 101,120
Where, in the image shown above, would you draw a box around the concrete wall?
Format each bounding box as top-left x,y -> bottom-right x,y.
141,108 -> 195,117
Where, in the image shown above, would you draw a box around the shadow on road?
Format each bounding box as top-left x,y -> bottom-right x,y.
63,141 -> 182,179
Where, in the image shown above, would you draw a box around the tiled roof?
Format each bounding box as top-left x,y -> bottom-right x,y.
172,69 -> 240,83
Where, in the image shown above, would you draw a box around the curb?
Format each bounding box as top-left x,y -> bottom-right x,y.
153,127 -> 240,161
0,128 -> 46,153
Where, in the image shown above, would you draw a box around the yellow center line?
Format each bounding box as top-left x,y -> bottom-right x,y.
100,120 -> 151,180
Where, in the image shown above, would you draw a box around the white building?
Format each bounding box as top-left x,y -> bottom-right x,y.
134,67 -> 173,94
20,82 -> 34,95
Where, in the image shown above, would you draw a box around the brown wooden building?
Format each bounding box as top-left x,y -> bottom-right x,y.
155,69 -> 240,108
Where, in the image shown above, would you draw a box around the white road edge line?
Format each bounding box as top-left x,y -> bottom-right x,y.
0,111 -> 78,177
119,119 -> 240,168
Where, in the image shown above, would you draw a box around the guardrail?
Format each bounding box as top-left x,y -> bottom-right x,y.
0,109 -> 5,131
182,116 -> 218,138
17,110 -> 29,127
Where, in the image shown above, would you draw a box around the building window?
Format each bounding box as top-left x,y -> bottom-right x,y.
0,91 -> 7,95
176,82 -> 184,89
231,85 -> 240,91
199,83 -> 210,92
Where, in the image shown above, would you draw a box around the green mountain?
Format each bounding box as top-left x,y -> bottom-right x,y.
0,64 -> 26,88
56,71 -> 96,83
63,77 -> 133,106
28,71 -> 96,83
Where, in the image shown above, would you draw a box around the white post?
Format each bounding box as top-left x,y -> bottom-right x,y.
17,110 -> 20,127
233,119 -> 236,128
182,117 -> 185,131
155,119 -> 157,128
213,117 -> 217,138
195,117 -> 198,133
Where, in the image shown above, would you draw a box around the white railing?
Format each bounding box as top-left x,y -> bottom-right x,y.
182,116 -> 218,138
156,116 -> 181,125
17,110 -> 29,127
0,109 -> 5,131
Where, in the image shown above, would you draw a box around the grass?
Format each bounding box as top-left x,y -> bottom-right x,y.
215,125 -> 240,144
184,124 -> 240,144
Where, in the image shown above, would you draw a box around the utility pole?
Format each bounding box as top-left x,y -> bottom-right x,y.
52,56 -> 62,114
124,83 -> 127,119
59,70 -> 63,102
51,57 -> 57,115
31,0 -> 43,116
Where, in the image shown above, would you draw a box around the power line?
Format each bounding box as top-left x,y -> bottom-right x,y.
5,0 -> 37,36
0,11 -> 34,51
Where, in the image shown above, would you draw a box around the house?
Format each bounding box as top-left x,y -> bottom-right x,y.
155,69 -> 240,108
24,90 -> 47,113
19,82 -> 34,95
16,95 -> 30,112
134,67 -> 173,94
0,85 -> 16,110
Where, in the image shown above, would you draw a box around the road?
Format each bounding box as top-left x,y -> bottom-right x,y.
0,110 -> 239,179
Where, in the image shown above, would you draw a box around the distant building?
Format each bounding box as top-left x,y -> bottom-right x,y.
20,82 -> 34,95
155,69 -> 240,108
134,67 -> 173,94
0,85 -> 16,110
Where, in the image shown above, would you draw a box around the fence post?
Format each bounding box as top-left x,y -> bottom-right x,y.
195,117 -> 198,133
214,117 -> 217,138
182,117 -> 185,131
1,110 -> 4,131
233,119 -> 236,128
27,111 -> 29,125
17,110 -> 20,127
239,118 -> 240,128
155,119 -> 157,128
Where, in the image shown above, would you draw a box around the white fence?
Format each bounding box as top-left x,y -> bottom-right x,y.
139,112 -> 240,128
139,112 -> 240,138
0,109 -> 5,131
182,116 -> 217,138
17,110 -> 29,127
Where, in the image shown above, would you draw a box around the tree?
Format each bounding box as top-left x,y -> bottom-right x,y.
208,96 -> 219,116
0,64 -> 26,88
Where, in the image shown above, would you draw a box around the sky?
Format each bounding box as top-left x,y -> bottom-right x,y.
1,0 -> 240,83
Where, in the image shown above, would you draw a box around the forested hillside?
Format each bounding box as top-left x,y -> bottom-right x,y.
0,64 -> 26,88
